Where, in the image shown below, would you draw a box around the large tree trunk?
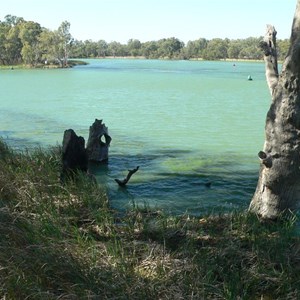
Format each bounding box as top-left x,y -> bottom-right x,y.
249,0 -> 300,219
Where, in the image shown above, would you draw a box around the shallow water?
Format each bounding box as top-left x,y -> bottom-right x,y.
0,59 -> 270,214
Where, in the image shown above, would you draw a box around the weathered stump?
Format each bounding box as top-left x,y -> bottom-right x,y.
86,119 -> 112,163
61,129 -> 88,179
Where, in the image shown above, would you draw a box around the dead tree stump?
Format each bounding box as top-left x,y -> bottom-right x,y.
61,129 -> 88,179
86,119 -> 112,163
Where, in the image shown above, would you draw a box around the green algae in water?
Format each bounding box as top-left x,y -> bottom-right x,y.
0,59 -> 268,214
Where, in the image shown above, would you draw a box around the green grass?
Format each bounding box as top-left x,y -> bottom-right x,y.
0,139 -> 300,299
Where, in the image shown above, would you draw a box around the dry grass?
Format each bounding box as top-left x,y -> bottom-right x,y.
1,139 -> 300,299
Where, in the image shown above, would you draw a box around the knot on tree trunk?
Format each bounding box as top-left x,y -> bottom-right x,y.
284,75 -> 299,92
259,41 -> 272,56
258,151 -> 273,168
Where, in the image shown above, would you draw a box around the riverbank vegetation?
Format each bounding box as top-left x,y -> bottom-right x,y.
0,15 -> 290,68
1,139 -> 300,299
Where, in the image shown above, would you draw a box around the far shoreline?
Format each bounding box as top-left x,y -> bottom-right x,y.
91,56 -> 264,63
0,57 -> 265,70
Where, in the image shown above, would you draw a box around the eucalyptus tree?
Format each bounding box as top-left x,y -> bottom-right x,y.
19,21 -> 42,66
108,41 -> 127,57
227,40 -> 242,59
97,40 -> 108,57
185,38 -> 208,59
39,21 -> 73,67
57,21 -> 73,66
69,40 -> 85,58
3,15 -> 24,26
157,37 -> 184,59
0,21 -> 10,64
202,38 -> 228,60
141,41 -> 159,59
83,39 -> 98,57
2,15 -> 25,64
249,0 -> 300,218
237,37 -> 262,59
38,29 -> 57,63
0,16 -> 42,65
127,39 -> 142,57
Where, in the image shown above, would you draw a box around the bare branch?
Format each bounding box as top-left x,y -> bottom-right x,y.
115,166 -> 140,187
259,25 -> 279,96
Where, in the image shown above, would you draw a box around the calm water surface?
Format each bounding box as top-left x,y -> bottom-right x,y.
0,59 -> 270,214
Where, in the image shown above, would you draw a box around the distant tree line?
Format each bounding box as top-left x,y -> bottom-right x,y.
0,15 -> 290,66
75,37 -> 289,61
0,15 -> 72,67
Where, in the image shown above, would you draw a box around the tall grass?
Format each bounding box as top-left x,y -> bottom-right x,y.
0,139 -> 300,299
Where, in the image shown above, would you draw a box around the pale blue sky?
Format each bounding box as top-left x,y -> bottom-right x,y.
1,0 -> 297,43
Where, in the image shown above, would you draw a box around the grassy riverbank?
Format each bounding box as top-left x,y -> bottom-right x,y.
0,139 -> 300,299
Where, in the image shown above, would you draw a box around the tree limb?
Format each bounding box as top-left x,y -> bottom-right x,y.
283,0 -> 300,74
115,166 -> 139,187
259,24 -> 279,96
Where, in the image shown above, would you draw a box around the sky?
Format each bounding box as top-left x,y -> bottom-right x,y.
1,0 -> 297,43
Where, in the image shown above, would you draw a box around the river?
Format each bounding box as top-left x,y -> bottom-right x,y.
0,59 -> 270,215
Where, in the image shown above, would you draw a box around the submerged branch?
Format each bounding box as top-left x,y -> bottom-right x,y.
115,166 -> 140,187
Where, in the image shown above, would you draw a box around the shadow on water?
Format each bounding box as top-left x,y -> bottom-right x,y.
0,132 -> 43,150
92,148 -> 259,216
1,134 -> 259,216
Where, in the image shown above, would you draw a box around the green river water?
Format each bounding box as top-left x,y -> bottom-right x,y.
0,59 -> 270,215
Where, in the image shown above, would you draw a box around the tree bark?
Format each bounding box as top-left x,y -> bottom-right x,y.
61,129 -> 88,180
249,0 -> 300,219
259,25 -> 279,96
86,119 -> 112,163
